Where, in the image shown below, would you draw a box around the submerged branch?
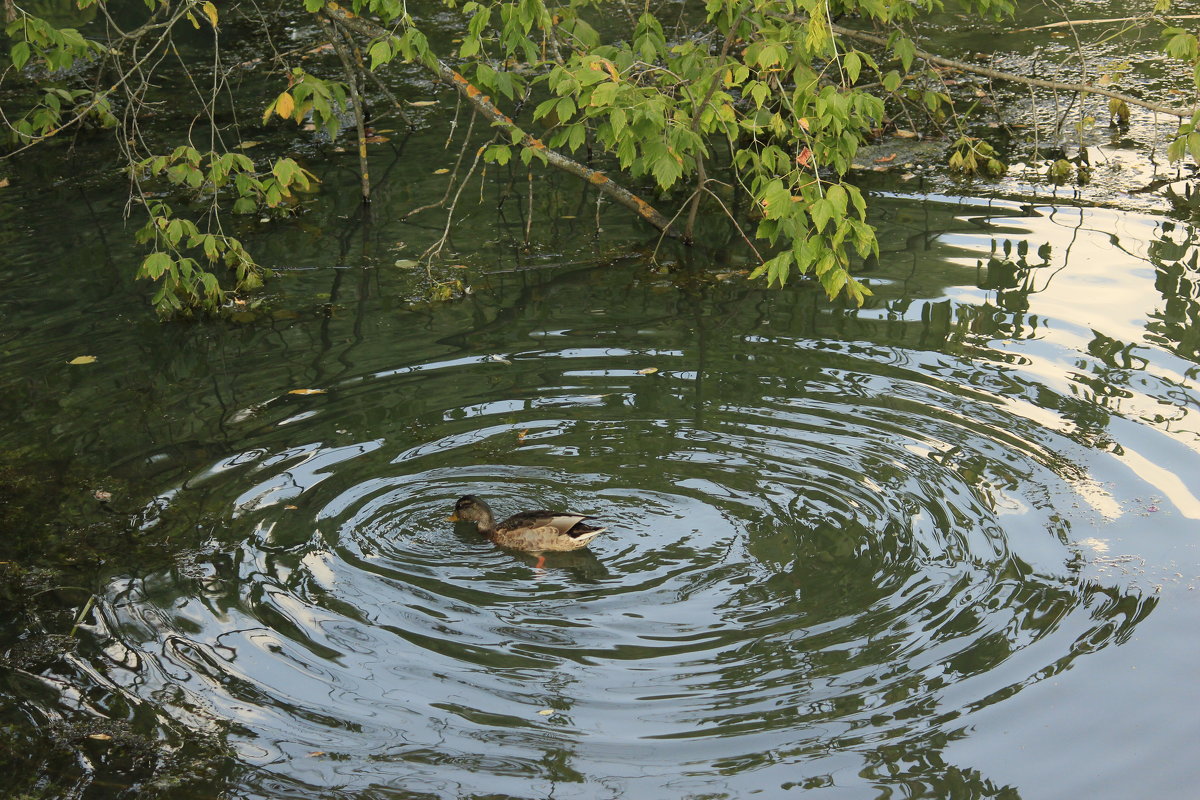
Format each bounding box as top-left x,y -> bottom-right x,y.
830,23 -> 1195,119
1016,14 -> 1200,32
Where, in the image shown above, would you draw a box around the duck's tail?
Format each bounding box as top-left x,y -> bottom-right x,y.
569,524 -> 607,544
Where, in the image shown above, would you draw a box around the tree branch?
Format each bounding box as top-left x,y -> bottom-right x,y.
323,4 -> 680,237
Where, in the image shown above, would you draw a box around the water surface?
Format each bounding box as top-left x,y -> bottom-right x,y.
4,166 -> 1199,797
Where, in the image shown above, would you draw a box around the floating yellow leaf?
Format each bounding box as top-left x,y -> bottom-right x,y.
237,141 -> 260,149
88,733 -> 113,740
637,367 -> 658,375
537,709 -> 555,716
284,505 -> 298,510
517,429 -> 529,443
893,129 -> 919,139
68,355 -> 97,365
408,100 -> 438,107
276,91 -> 295,120
433,168 -> 450,174
202,1 -> 218,27
288,388 -> 327,395
306,751 -> 326,757
0,177 -> 9,189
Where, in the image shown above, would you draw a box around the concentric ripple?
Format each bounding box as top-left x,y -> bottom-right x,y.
78,299 -> 1175,798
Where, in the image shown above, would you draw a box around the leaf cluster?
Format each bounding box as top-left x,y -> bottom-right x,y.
10,0 -> 1200,318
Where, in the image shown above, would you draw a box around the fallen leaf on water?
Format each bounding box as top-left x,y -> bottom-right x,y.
307,43 -> 335,55
517,429 -> 529,443
94,490 -> 113,502
364,135 -> 390,144
394,258 -> 420,269
0,177 -> 10,189
302,122 -> 317,131
874,153 -> 897,164
451,264 -> 468,269
637,367 -> 658,375
284,505 -> 298,510
88,734 -> 113,741
561,215 -> 576,219
893,129 -> 919,139
68,355 -> 97,365
537,709 -> 555,716
288,389 -> 327,395
433,168 -> 450,174
237,141 -> 260,149
306,751 -> 326,757
488,354 -> 513,365
408,100 -> 438,107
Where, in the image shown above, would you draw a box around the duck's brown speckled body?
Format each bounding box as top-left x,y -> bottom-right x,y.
451,495 -> 607,552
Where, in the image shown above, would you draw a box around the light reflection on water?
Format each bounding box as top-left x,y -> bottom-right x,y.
7,195 -> 1200,798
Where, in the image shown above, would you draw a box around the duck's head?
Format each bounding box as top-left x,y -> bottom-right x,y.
450,495 -> 495,528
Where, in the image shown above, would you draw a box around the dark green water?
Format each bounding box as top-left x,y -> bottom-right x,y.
4,153 -> 1200,798
4,1 -> 1200,789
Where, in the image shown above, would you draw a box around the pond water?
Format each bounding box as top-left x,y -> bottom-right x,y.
3,151 -> 1200,798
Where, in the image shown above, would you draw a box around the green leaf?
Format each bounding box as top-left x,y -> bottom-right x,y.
11,41 -> 31,70
893,36 -> 916,72
809,198 -> 833,232
485,144 -> 512,165
590,80 -> 618,108
843,51 -> 861,84
369,40 -> 393,71
140,251 -> 174,280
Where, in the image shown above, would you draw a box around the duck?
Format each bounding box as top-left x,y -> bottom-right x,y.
450,495 -> 607,556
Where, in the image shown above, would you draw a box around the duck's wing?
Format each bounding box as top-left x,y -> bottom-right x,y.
499,510 -> 604,538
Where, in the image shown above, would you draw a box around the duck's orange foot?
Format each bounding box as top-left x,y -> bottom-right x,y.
534,555 -> 546,569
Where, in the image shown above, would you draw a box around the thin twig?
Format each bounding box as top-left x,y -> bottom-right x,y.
320,12 -> 371,203
684,2 -> 748,242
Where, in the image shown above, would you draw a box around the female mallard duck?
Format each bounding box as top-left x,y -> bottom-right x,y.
451,495 -> 607,553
